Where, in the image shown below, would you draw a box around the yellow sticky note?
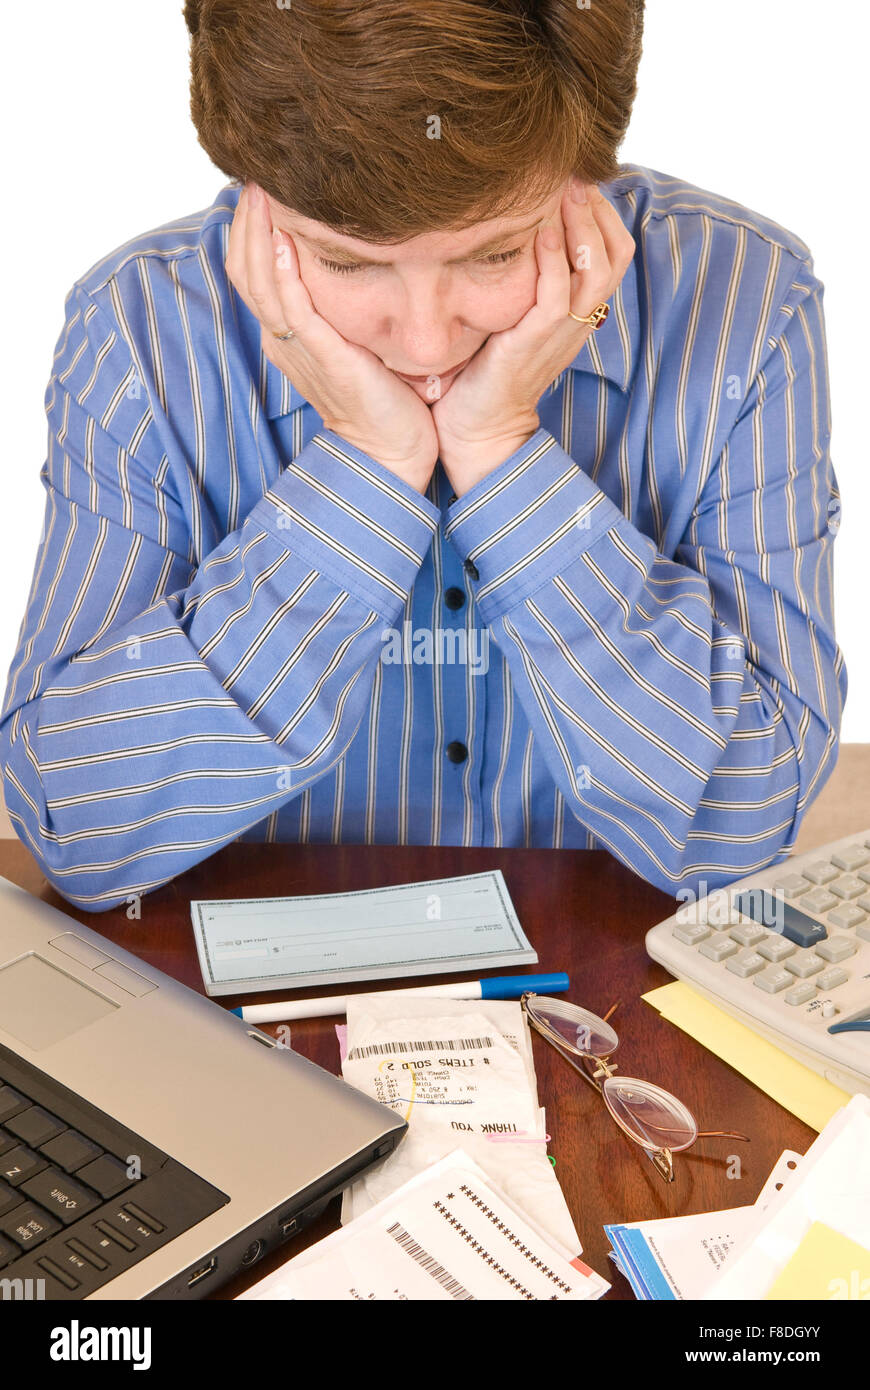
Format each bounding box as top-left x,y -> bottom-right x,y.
642,980 -> 849,1131
766,1222 -> 870,1299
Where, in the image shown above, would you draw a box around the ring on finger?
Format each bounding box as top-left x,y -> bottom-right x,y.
274,327 -> 296,341
568,302 -> 609,329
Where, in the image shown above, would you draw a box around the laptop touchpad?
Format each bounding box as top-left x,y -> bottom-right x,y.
0,953 -> 119,1050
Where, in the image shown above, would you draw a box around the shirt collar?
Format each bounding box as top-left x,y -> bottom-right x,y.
258,178 -> 640,419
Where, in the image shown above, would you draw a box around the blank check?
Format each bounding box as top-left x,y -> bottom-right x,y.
191,871 -> 537,997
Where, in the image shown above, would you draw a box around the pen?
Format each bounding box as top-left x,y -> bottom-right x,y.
229,972 -> 570,1023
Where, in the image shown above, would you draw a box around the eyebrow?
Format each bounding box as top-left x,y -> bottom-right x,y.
300,220 -> 541,266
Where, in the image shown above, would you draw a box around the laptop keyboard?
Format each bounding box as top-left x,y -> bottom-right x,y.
0,1041 -> 228,1298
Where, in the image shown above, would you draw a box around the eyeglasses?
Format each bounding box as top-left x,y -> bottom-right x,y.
520,994 -> 749,1182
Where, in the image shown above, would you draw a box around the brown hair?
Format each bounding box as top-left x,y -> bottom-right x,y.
183,0 -> 644,241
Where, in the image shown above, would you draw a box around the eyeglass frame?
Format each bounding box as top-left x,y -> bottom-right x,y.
520,993 -> 749,1182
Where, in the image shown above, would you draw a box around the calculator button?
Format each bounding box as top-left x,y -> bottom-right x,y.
771,873 -> 810,897
802,861 -> 839,885
828,875 -> 865,900
699,933 -> 739,962
831,845 -> 870,872
827,905 -> 866,931
857,895 -> 870,914
732,890 -> 827,949
729,922 -> 765,947
858,921 -> 870,944
816,936 -> 858,963
814,967 -> 849,991
799,888 -> 838,915
726,949 -> 766,978
784,981 -> 818,1006
672,922 -> 711,946
753,967 -> 792,993
756,933 -> 795,963
784,951 -> 824,978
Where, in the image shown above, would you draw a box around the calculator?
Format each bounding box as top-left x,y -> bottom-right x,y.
645,830 -> 870,1096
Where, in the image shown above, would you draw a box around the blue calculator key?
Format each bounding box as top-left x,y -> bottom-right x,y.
732,890 -> 827,949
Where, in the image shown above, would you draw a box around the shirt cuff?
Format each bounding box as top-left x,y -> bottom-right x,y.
444,427 -> 629,623
248,428 -> 440,619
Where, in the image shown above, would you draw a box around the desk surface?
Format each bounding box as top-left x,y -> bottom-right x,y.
0,837 -> 844,1301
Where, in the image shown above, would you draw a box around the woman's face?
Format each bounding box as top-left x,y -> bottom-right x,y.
265,183 -> 566,398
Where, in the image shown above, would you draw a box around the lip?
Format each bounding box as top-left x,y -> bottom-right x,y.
394,353 -> 473,381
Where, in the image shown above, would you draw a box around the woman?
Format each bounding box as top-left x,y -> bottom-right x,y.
0,0 -> 845,912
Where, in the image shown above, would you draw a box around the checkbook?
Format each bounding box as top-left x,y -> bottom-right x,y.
191,870 -> 537,997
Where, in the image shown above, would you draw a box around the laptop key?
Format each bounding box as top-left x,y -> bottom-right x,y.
0,1087 -> 27,1124
0,1233 -> 19,1268
0,1128 -> 19,1157
0,1179 -> 24,1217
36,1255 -> 80,1291
65,1237 -> 108,1271
76,1154 -> 133,1199
39,1130 -> 104,1174
5,1106 -> 66,1148
123,1201 -> 165,1234
22,1167 -> 101,1226
0,1200 -> 61,1250
93,1218 -> 136,1252
2,1144 -> 47,1187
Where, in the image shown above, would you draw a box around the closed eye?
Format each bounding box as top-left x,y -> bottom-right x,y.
316,246 -> 525,275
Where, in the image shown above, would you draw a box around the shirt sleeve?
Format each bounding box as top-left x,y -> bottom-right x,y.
0,285 -> 439,912
445,258 -> 846,896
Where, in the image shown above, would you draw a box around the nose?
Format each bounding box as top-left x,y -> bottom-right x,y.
386,287 -> 466,375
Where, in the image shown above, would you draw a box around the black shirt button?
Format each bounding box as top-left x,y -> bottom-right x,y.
448,493 -> 457,506
464,560 -> 480,581
446,741 -> 468,764
444,586 -> 466,611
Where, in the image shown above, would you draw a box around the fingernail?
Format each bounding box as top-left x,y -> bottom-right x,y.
571,179 -> 588,204
272,227 -> 283,258
248,182 -> 261,206
539,220 -> 560,250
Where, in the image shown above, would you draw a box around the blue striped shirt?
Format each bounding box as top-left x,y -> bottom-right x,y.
0,165 -> 846,910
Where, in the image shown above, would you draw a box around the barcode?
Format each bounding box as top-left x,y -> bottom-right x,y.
387,1222 -> 475,1300
346,1036 -> 493,1060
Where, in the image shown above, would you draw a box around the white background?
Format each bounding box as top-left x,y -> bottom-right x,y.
1,0 -> 866,746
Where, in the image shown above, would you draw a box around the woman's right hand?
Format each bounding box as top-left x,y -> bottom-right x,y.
226,183 -> 440,495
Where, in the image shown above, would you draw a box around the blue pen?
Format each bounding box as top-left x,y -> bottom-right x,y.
229,972 -> 569,1024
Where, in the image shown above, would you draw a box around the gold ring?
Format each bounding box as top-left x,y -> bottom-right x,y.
273,328 -> 296,341
568,303 -> 609,330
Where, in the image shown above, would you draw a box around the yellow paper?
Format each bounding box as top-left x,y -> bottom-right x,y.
642,980 -> 849,1131
765,1221 -> 870,1300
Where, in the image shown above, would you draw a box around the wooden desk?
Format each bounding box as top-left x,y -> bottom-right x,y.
0,838 -> 845,1301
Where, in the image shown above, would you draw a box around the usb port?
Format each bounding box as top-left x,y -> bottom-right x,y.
187,1257 -> 217,1288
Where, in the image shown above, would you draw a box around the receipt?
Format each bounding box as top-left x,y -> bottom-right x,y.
339,994 -> 580,1253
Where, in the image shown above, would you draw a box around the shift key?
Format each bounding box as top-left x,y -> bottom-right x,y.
22,1167 -> 100,1225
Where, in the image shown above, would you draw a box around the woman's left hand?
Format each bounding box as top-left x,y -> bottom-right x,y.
433,176 -> 636,497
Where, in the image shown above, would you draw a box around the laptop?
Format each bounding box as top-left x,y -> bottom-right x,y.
0,875 -> 406,1299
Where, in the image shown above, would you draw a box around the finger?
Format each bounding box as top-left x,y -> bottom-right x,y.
562,180 -> 608,288
270,228 -> 337,358
225,185 -> 250,297
585,183 -> 636,276
533,210 -> 573,323
244,183 -> 292,336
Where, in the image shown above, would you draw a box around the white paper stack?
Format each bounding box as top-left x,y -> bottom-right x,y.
238,1150 -> 609,1301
